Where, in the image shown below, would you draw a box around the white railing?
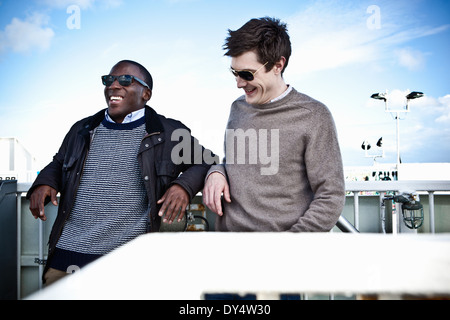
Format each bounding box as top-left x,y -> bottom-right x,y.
345,180 -> 450,234
13,180 -> 450,299
27,232 -> 450,300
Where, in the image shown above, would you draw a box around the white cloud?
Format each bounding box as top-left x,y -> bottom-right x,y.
38,0 -> 123,10
285,2 -> 449,76
39,0 -> 95,9
286,4 -> 378,75
165,0 -> 200,3
0,13 -> 55,53
0,0 -> 123,55
395,47 -> 426,71
403,93 -> 450,125
435,95 -> 450,124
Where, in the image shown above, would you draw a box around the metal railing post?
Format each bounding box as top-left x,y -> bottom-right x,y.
428,191 -> 435,234
16,191 -> 22,300
353,192 -> 360,230
38,220 -> 44,290
379,192 -> 386,234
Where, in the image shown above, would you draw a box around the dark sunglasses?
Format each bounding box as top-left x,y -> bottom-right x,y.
101,74 -> 150,89
230,62 -> 268,81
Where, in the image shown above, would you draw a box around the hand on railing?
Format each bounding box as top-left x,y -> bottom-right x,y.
28,185 -> 58,221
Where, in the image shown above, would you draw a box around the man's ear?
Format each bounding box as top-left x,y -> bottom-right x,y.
273,56 -> 286,75
143,88 -> 152,102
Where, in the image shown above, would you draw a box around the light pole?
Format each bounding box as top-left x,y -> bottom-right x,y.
370,91 -> 424,171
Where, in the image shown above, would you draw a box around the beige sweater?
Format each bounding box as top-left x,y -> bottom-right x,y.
210,88 -> 345,232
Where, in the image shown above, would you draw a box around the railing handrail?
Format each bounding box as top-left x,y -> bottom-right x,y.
12,179 -> 450,299
345,180 -> 450,192
16,180 -> 450,195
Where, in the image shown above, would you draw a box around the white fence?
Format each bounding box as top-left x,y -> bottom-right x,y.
12,180 -> 450,299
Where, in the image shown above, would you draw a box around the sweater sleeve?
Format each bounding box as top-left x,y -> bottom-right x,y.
289,106 -> 346,232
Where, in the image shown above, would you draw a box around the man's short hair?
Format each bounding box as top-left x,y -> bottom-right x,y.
115,60 -> 153,90
223,17 -> 292,75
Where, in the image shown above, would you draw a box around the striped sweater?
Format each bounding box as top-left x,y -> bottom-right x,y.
52,117 -> 148,270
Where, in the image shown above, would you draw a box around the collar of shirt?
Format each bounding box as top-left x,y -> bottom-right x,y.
105,108 -> 146,124
271,85 -> 293,103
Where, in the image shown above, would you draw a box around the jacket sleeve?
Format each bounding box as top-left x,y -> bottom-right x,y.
26,121 -> 79,201
169,127 -> 219,199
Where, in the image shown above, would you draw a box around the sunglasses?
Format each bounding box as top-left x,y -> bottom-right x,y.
230,62 -> 268,81
101,74 -> 150,89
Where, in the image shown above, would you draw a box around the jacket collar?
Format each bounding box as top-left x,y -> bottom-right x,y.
144,105 -> 164,134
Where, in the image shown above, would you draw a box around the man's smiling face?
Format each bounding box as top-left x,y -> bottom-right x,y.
104,62 -> 151,123
231,51 -> 278,106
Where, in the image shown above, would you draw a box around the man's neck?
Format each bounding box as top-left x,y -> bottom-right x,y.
271,84 -> 292,103
105,108 -> 145,124
268,79 -> 289,103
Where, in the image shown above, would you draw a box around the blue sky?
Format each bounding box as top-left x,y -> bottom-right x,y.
1,0 -> 449,169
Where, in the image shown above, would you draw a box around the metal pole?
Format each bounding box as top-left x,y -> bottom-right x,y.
353,192 -> 360,230
396,111 -> 400,172
392,199 -> 399,235
336,215 -> 359,233
429,191 -> 435,234
16,191 -> 22,300
38,220 -> 44,290
379,192 -> 386,234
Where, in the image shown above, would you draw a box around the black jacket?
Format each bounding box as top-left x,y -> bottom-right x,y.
27,106 -> 215,273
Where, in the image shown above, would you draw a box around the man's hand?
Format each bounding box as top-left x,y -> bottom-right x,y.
203,172 -> 231,216
157,184 -> 189,224
29,185 -> 58,221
